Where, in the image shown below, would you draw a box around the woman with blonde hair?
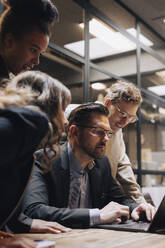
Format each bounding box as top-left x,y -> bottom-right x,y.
0,71 -> 71,247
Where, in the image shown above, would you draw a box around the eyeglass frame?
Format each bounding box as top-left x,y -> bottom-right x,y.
115,104 -> 138,123
76,124 -> 114,139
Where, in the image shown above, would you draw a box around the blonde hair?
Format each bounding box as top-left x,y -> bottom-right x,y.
0,78 -> 37,109
105,80 -> 142,104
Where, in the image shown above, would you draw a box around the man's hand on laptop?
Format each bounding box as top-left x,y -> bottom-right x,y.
131,203 -> 157,222
30,219 -> 72,233
100,201 -> 130,224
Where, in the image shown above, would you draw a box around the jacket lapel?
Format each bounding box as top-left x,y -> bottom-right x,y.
89,160 -> 102,208
51,143 -> 70,207
60,143 -> 70,206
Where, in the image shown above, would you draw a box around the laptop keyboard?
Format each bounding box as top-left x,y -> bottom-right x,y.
97,219 -> 150,232
117,219 -> 150,230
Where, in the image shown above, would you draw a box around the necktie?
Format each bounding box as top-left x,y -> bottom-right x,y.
68,171 -> 81,208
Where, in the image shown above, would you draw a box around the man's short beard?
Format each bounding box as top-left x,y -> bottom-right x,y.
81,146 -> 105,159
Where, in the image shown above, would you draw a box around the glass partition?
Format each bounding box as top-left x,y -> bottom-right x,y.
140,100 -> 165,186
37,54 -> 83,103
87,12 -> 136,77
50,0 -> 84,53
123,121 -> 138,169
140,23 -> 165,54
91,0 -> 135,30
89,68 -> 118,102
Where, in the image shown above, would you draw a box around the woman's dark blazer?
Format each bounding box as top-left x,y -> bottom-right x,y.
0,107 -> 48,232
0,55 -> 9,79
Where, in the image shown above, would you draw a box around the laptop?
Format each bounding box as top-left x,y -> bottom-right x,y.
97,195 -> 165,234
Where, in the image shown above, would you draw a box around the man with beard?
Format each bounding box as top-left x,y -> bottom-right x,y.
22,103 -> 156,228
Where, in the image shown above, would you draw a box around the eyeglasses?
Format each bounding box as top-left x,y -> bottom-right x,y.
115,104 -> 138,123
77,125 -> 114,139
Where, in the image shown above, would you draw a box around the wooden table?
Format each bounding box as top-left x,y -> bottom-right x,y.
16,228 -> 165,248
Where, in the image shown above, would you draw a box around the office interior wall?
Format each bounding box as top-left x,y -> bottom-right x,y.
36,0 -> 165,186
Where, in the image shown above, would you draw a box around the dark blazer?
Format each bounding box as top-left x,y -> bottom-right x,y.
23,143 -> 138,228
0,107 -> 48,232
0,55 -> 9,79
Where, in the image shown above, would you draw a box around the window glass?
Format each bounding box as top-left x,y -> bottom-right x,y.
123,122 -> 138,169
140,49 -> 165,86
89,68 -> 120,102
140,23 -> 165,55
139,24 -> 165,99
87,14 -> 136,77
91,0 -> 135,29
50,0 -> 84,52
141,101 -> 165,186
37,54 -> 83,104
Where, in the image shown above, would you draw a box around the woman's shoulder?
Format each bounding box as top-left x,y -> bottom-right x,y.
0,106 -> 49,142
0,106 -> 48,124
0,107 -> 49,166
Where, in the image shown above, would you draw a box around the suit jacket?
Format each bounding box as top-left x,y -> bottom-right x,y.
22,143 -> 138,228
0,55 -> 9,79
0,107 -> 48,232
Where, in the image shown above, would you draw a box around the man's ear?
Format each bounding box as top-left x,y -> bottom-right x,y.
104,98 -> 111,107
69,125 -> 78,136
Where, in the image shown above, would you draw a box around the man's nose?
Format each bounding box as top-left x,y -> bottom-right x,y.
33,55 -> 40,66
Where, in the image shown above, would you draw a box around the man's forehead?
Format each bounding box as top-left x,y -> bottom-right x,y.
89,113 -> 110,129
118,100 -> 139,107
118,100 -> 139,112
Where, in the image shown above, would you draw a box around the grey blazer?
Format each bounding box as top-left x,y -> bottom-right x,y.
22,142 -> 137,228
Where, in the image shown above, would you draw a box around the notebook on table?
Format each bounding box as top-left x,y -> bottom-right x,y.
97,195 -> 165,234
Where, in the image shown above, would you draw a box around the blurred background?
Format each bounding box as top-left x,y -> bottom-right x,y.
1,0 -> 165,206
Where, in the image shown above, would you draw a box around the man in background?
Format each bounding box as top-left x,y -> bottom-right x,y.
104,81 -> 146,204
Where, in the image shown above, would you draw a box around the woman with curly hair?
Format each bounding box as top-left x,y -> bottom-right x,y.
0,71 -> 71,247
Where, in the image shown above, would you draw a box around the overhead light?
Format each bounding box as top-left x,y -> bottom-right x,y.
148,85 -> 165,96
127,28 -> 153,46
79,19 -> 136,51
152,104 -> 157,109
155,70 -> 165,77
163,19 -> 165,23
150,119 -> 155,124
79,18 -> 153,48
65,18 -> 153,59
91,82 -> 106,90
64,38 -> 120,59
